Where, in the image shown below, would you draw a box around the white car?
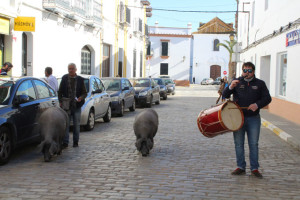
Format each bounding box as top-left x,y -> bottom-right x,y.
201,78 -> 214,85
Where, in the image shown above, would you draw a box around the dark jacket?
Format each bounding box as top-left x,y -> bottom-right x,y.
222,76 -> 272,117
58,74 -> 87,108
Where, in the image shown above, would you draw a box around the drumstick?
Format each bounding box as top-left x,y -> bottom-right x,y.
229,107 -> 248,109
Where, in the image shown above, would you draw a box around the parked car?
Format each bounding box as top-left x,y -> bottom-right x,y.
212,77 -> 222,85
162,78 -> 176,95
101,77 -> 135,116
129,78 -> 160,108
58,75 -> 111,131
153,78 -> 168,100
201,78 -> 214,85
0,76 -> 58,165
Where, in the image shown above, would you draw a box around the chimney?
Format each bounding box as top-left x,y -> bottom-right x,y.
187,22 -> 192,34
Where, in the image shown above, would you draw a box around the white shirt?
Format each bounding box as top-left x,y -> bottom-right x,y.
46,74 -> 59,92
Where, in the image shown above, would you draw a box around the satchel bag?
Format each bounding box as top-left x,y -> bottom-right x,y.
61,97 -> 70,110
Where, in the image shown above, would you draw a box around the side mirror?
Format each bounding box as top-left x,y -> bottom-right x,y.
92,89 -> 102,94
15,95 -> 30,105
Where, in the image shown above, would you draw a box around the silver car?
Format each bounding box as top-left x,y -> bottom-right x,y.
58,75 -> 111,131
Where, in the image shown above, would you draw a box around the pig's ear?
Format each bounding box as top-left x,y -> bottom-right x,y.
147,139 -> 153,150
135,139 -> 142,150
49,141 -> 58,155
37,141 -> 45,153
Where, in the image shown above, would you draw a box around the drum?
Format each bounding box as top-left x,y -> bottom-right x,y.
197,101 -> 244,138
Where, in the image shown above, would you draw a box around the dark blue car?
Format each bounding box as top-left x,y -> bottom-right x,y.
0,76 -> 58,165
101,77 -> 135,116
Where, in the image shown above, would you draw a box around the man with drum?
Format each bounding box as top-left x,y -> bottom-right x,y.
222,62 -> 272,178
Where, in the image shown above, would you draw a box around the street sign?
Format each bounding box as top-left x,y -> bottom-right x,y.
223,71 -> 227,75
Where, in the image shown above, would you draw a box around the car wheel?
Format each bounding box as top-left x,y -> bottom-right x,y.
103,105 -> 111,122
163,93 -> 167,100
147,96 -> 152,108
129,100 -> 136,112
155,94 -> 160,105
0,127 -> 12,165
119,101 -> 124,117
84,110 -> 95,131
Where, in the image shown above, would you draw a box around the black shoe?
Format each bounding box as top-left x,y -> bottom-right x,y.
231,168 -> 246,175
73,142 -> 78,147
62,143 -> 68,149
251,170 -> 263,179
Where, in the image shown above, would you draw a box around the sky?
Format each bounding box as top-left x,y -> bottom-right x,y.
147,0 -> 237,32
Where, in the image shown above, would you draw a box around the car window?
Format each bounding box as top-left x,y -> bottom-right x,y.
33,80 -> 51,99
97,78 -> 105,91
103,79 -> 120,91
131,79 -> 150,87
16,80 -> 36,101
121,79 -> 126,90
91,78 -> 99,92
84,79 -> 90,93
0,80 -> 13,105
125,79 -> 132,88
154,79 -> 163,85
49,86 -> 56,97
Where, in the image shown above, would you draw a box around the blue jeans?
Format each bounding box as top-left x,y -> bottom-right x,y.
64,107 -> 81,144
233,114 -> 261,171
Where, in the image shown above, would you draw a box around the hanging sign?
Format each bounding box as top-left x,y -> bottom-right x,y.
0,17 -> 10,35
14,17 -> 35,32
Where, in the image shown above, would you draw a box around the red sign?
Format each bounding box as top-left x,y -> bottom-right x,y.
223,71 -> 227,75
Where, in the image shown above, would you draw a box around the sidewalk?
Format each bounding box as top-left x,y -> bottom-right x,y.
260,109 -> 300,151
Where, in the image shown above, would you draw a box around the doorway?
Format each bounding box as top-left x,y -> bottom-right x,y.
210,65 -> 221,80
22,32 -> 27,76
102,44 -> 110,77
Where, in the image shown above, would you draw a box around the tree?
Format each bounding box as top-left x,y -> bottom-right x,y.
217,39 -> 237,82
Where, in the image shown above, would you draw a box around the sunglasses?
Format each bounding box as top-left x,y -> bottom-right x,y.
243,69 -> 253,73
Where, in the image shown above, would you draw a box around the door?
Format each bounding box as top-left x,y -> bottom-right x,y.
210,65 -> 221,80
91,77 -> 102,118
102,44 -> 110,77
22,33 -> 27,76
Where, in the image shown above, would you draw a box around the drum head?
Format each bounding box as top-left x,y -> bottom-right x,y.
220,102 -> 243,131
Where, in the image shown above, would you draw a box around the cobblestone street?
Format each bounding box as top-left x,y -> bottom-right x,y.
0,86 -> 300,199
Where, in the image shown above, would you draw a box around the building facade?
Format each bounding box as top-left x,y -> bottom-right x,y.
0,0 -> 151,78
236,0 -> 300,124
193,17 -> 234,84
147,22 -> 192,85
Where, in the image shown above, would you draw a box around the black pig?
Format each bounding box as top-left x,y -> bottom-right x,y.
38,106 -> 69,162
133,109 -> 159,156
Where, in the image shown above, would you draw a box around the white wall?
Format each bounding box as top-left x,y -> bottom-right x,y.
192,34 -> 230,84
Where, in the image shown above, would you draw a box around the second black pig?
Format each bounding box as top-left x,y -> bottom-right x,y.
38,106 -> 69,162
133,109 -> 159,156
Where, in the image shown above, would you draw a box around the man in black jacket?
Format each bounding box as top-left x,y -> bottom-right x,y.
58,63 -> 87,148
223,62 -> 272,178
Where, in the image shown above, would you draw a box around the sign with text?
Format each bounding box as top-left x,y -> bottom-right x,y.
0,17 -> 10,35
286,29 -> 300,47
14,17 -> 35,32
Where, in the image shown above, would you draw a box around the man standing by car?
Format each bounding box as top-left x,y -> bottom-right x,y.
58,63 -> 87,148
222,62 -> 271,178
45,67 -> 58,92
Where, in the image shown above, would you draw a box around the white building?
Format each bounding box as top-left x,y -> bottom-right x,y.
0,0 -> 151,78
192,17 -> 234,84
237,0 -> 300,124
147,22 -> 192,85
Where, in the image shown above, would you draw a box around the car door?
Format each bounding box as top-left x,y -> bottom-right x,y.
90,77 -> 102,119
151,79 -> 160,101
121,79 -> 129,108
125,79 -> 135,108
96,78 -> 110,116
13,79 -> 39,143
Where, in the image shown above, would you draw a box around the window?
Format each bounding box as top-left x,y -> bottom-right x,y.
279,54 -> 287,96
251,1 -> 255,27
213,39 -> 219,51
139,18 -> 143,32
96,78 -> 105,91
33,80 -> 51,99
140,51 -> 143,77
126,6 -> 131,24
81,46 -> 91,75
91,78 -> 99,92
147,42 -> 151,56
16,80 -> 36,101
161,41 -> 169,56
160,63 -> 168,75
265,0 -> 268,10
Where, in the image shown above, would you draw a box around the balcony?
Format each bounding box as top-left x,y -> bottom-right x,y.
146,12 -> 152,17
42,0 -> 71,13
141,0 -> 150,6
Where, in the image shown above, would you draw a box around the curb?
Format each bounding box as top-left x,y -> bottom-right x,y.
261,118 -> 300,151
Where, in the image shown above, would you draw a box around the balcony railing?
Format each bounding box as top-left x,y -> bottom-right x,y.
141,0 -> 150,6
43,0 -> 71,12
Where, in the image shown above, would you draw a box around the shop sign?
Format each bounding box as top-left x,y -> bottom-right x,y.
0,17 -> 10,35
14,17 -> 35,32
286,29 -> 300,47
